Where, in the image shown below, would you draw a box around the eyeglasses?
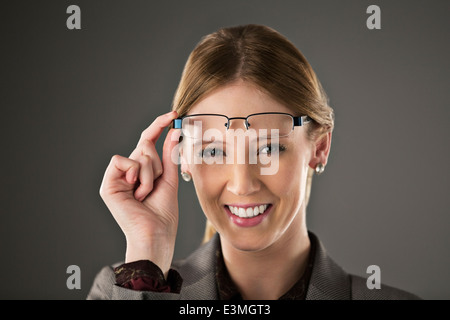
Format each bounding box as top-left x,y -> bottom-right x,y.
172,112 -> 311,139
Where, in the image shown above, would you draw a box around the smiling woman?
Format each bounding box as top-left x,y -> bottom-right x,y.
87,24 -> 420,300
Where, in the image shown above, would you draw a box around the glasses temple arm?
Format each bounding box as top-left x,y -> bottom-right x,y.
293,116 -> 312,126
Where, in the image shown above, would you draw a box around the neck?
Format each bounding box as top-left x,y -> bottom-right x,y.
220,209 -> 310,300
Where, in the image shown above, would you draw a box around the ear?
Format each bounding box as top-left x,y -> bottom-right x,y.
308,131 -> 332,170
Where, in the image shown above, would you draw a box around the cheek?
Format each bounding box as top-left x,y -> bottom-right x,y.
190,166 -> 224,212
272,149 -> 309,205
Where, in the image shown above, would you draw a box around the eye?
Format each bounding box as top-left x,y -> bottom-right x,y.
258,144 -> 286,155
201,147 -> 224,158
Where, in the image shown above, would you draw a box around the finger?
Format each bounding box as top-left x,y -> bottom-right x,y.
142,141 -> 163,180
130,139 -> 163,180
160,128 -> 182,189
137,110 -> 178,146
133,155 -> 154,202
100,155 -> 140,194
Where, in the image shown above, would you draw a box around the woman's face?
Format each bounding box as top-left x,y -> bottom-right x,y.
182,80 -> 323,252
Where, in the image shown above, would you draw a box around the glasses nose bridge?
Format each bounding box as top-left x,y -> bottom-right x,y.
226,116 -> 249,130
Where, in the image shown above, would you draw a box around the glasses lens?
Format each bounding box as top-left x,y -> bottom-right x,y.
182,115 -> 228,139
247,114 -> 293,137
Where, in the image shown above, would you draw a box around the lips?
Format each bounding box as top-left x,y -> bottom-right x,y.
224,203 -> 272,228
226,204 -> 269,218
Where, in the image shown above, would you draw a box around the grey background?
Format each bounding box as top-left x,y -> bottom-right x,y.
1,0 -> 449,300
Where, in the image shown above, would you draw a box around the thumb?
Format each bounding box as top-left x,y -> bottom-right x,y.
160,128 -> 181,189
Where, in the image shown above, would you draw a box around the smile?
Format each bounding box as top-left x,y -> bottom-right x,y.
226,204 -> 270,218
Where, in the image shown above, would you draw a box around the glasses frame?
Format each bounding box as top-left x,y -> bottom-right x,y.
172,112 -> 311,136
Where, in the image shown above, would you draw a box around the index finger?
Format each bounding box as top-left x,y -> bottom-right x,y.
137,110 -> 178,146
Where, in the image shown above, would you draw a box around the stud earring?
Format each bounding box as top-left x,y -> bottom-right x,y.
315,163 -> 325,175
181,171 -> 192,182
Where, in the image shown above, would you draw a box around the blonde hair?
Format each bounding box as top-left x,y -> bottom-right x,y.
171,24 -> 334,243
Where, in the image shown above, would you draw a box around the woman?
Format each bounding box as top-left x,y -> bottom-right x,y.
88,24 -> 419,300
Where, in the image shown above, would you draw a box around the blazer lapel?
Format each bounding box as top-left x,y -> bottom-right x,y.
306,232 -> 351,300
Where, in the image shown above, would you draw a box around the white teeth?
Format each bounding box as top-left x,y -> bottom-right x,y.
227,204 -> 269,219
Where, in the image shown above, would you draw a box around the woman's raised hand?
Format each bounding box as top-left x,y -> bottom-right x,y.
99,111 -> 181,277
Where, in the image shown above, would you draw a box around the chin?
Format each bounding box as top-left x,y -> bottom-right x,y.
224,230 -> 275,252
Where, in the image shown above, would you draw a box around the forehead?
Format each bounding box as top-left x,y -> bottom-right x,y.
187,81 -> 293,116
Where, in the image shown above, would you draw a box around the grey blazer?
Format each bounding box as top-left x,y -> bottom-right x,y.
87,232 -> 420,300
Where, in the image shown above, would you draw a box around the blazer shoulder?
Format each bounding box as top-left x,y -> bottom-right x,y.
306,232 -> 422,300
350,275 -> 421,300
86,264 -> 116,300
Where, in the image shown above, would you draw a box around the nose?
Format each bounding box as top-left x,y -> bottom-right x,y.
226,163 -> 261,196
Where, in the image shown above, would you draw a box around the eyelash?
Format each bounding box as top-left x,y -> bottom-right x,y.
197,144 -> 287,158
258,144 -> 286,155
199,147 -> 224,158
